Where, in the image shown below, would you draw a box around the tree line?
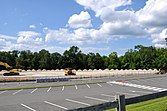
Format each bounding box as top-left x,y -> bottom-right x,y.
0,45 -> 166,70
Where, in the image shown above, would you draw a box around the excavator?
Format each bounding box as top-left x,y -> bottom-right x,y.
65,68 -> 76,76
0,61 -> 21,76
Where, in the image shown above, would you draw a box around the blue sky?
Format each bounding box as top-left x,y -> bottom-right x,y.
0,0 -> 167,56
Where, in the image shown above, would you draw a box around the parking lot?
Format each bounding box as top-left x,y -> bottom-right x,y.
0,74 -> 167,111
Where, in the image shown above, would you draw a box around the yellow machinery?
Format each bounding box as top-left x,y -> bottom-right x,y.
65,68 -> 76,76
0,61 -> 21,76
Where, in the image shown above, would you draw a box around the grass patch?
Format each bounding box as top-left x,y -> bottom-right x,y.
107,96 -> 167,111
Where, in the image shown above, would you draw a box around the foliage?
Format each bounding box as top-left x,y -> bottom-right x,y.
0,45 -> 166,70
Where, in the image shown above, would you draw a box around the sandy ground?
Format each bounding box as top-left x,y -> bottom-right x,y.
0,69 -> 160,82
0,69 -> 159,78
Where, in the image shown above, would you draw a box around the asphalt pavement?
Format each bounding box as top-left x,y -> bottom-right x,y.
0,74 -> 167,111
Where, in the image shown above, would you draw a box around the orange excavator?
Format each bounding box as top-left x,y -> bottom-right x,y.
0,61 -> 21,76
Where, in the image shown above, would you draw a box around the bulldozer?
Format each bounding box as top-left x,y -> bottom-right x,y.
65,68 -> 76,76
0,61 -> 21,76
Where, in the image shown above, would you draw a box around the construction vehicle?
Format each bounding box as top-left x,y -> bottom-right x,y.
65,68 -> 76,76
0,61 -> 21,76
159,69 -> 167,74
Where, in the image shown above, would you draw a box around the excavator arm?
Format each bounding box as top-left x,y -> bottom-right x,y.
0,61 -> 11,69
0,61 -> 20,76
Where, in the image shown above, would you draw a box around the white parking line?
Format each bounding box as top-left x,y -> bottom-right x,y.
85,96 -> 109,102
66,99 -> 91,106
75,85 -> 78,90
13,89 -> 23,95
109,81 -> 167,92
101,94 -> 115,98
129,90 -> 152,94
0,91 -> 7,94
97,83 -> 102,87
44,101 -> 68,110
31,88 -> 38,94
86,84 -> 90,88
62,86 -> 65,91
21,103 -> 36,111
47,87 -> 52,92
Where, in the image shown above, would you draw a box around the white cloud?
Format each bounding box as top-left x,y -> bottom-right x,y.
29,25 -> 36,29
1,0 -> 167,53
137,0 -> 167,27
45,19 -> 148,46
0,32 -> 44,52
68,11 -> 92,28
75,0 -> 132,17
18,31 -> 40,37
100,21 -> 147,37
0,39 -> 6,48
4,43 -> 41,52
80,47 -> 110,53
152,29 -> 167,43
17,31 -> 42,45
44,46 -> 67,53
44,0 -> 146,46
154,44 -> 166,48
0,34 -> 17,40
135,0 -> 167,47
0,39 -> 20,52
151,28 -> 167,48
100,9 -> 135,23
45,28 -> 96,45
45,28 -> 72,42
44,0 -> 167,49
73,0 -> 166,47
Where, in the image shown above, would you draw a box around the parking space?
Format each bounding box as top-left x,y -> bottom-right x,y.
22,102 -> 64,111
129,77 -> 167,89
0,81 -> 164,97
0,75 -> 167,111
17,94 -> 115,111
0,90 -> 18,96
0,104 -> 31,111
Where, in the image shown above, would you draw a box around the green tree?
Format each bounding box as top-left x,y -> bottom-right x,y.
38,49 -> 51,70
77,53 -> 88,69
31,52 -> 40,70
87,53 -> 96,69
63,46 -> 82,69
94,53 -> 104,69
16,50 -> 33,70
121,49 -> 136,69
102,56 -> 109,69
155,48 -> 167,70
50,52 -> 62,69
108,52 -> 120,69
0,45 -> 166,71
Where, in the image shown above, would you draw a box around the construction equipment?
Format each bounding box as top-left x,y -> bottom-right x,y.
159,69 -> 167,74
65,68 -> 76,76
0,61 -> 21,76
